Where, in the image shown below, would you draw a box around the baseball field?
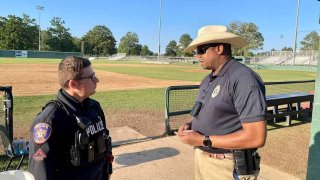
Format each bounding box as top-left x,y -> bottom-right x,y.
0,57 -> 316,179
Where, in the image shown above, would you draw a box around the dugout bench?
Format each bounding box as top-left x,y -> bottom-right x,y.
164,80 -> 315,135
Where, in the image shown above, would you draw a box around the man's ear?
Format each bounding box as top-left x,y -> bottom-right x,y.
216,44 -> 224,55
68,79 -> 78,89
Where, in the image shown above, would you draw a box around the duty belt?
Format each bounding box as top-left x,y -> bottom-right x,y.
202,151 -> 234,160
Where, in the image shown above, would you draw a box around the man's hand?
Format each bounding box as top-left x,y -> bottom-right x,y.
175,129 -> 203,147
177,123 -> 191,132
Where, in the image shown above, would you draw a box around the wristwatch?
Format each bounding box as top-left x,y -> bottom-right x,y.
203,136 -> 212,147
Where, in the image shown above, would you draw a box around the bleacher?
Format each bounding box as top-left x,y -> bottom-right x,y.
254,50 -> 318,66
108,53 -> 126,60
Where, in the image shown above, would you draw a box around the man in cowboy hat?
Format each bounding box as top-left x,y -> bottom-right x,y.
175,25 -> 267,180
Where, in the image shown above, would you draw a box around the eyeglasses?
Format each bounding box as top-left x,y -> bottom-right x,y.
196,43 -> 220,55
76,72 -> 96,81
64,73 -> 96,87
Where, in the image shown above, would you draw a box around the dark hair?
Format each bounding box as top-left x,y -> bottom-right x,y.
58,56 -> 91,88
219,43 -> 232,56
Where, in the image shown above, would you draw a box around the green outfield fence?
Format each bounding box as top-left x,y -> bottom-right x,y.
0,50 -> 82,59
165,80 -> 315,135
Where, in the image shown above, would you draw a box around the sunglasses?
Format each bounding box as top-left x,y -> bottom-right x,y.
196,43 -> 221,55
77,72 -> 96,81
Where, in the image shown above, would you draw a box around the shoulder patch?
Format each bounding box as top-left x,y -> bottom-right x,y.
33,148 -> 47,162
33,123 -> 52,144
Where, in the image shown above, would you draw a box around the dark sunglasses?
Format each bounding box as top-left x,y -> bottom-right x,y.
196,43 -> 220,55
77,72 -> 96,81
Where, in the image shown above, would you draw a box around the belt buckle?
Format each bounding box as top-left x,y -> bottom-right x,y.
214,153 -> 225,159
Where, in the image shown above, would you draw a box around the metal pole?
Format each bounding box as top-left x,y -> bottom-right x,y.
158,0 -> 162,61
36,5 -> 44,51
306,1 -> 320,179
293,0 -> 300,65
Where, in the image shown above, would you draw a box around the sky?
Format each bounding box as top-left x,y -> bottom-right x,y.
0,0 -> 319,54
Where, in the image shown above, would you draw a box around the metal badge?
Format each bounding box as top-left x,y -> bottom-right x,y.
211,85 -> 220,98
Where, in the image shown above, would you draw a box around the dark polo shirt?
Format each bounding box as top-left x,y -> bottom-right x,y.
192,59 -> 266,153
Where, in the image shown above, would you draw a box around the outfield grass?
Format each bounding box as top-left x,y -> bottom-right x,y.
97,65 -> 316,82
0,57 -> 61,64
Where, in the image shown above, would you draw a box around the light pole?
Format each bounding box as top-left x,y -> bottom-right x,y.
158,0 -> 162,61
36,5 -> 44,51
292,0 -> 300,65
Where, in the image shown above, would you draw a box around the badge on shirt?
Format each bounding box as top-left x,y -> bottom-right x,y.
33,148 -> 47,162
33,123 -> 52,144
212,85 -> 220,98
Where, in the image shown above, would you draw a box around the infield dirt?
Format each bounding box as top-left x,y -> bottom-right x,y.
0,63 -> 198,96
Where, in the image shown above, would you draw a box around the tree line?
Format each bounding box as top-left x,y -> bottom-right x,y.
0,14 -> 318,57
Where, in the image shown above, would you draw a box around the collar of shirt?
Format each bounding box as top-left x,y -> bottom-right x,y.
211,58 -> 236,78
57,89 -> 91,112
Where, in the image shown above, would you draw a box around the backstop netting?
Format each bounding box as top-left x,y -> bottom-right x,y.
165,86 -> 199,134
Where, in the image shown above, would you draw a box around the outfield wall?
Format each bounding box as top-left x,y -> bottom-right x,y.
0,50 -> 82,59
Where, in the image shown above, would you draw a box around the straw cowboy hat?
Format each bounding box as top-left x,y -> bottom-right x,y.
184,25 -> 247,52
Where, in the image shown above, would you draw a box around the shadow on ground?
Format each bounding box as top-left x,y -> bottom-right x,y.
114,147 -> 179,170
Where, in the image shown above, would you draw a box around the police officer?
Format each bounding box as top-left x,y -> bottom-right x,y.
175,25 -> 267,180
29,56 -> 113,180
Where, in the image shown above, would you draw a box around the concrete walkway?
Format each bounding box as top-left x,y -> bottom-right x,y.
110,127 -> 300,180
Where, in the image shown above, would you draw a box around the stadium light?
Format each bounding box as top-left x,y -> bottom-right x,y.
292,0 -> 300,65
36,5 -> 44,51
158,0 -> 162,61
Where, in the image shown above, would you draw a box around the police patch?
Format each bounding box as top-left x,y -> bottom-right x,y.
33,148 -> 47,162
33,123 -> 52,144
212,85 -> 220,98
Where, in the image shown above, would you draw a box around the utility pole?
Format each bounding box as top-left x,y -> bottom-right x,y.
158,0 -> 162,61
36,5 -> 44,51
292,0 -> 300,65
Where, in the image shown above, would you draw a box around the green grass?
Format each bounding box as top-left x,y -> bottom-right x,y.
256,69 -> 316,82
94,61 -> 316,82
0,57 -> 61,64
93,88 -> 165,111
96,65 -> 206,81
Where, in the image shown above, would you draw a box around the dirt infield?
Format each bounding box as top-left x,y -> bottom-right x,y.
0,63 -> 197,96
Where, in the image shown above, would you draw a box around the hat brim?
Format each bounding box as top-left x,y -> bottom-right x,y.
184,33 -> 247,52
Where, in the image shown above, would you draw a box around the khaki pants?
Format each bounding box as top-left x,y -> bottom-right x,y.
194,149 -> 259,180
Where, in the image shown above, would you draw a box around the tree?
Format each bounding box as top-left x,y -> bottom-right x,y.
227,21 -> 264,56
177,34 -> 193,57
165,40 -> 178,56
0,14 -> 38,50
281,47 -> 293,51
46,17 -> 75,52
118,32 -> 142,55
140,45 -> 153,56
300,31 -> 319,50
72,36 -> 81,52
40,30 -> 51,51
82,25 -> 116,56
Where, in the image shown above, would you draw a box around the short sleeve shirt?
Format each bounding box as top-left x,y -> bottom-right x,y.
191,59 -> 266,136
